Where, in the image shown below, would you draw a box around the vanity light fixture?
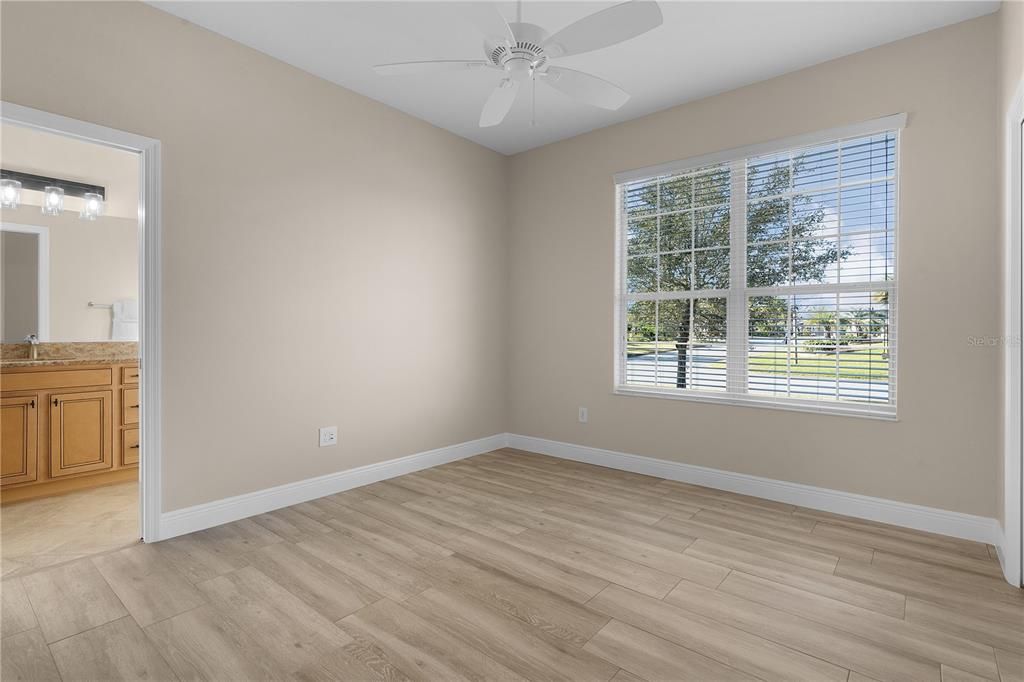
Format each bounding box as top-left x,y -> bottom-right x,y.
0,179 -> 21,209
80,192 -> 104,221
0,169 -> 105,220
42,186 -> 64,216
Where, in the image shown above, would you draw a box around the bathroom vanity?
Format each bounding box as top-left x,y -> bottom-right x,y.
1,345 -> 139,503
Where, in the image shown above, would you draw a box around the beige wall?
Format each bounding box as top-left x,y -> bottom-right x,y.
998,1 -> 1024,529
0,206 -> 138,341
1,1 -> 508,511
507,15 -> 1001,517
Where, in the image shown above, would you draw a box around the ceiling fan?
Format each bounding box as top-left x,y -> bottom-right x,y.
373,1 -> 663,127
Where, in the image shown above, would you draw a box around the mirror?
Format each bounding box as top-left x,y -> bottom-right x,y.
0,124 -> 139,343
1,228 -> 43,342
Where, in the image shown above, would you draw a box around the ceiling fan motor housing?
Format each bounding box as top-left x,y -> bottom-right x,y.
487,22 -> 550,80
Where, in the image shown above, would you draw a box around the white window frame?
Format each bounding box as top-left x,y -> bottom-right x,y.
613,114 -> 905,420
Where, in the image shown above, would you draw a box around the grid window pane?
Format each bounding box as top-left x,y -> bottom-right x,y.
748,197 -> 789,242
625,301 -> 657,386
694,248 -> 730,290
694,168 -> 730,207
648,298 -> 727,392
625,180 -> 657,217
627,256 -> 657,293
841,134 -> 895,182
694,206 -> 730,248
627,218 -> 657,256
659,213 -> 692,252
659,176 -> 692,213
659,252 -> 692,292
746,293 -> 891,404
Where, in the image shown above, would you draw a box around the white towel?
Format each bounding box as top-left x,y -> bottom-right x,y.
113,298 -> 139,322
111,298 -> 139,341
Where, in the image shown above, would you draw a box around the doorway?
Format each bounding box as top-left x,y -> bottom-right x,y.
0,103 -> 162,568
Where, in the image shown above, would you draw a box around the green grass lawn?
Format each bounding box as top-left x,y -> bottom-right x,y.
745,345 -> 889,381
627,342 -> 889,380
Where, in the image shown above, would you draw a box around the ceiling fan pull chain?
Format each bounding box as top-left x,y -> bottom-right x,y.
531,76 -> 536,127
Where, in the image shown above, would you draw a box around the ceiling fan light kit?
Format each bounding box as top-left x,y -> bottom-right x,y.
373,1 -> 662,128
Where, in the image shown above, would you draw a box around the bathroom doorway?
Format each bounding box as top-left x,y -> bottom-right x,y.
0,103 -> 162,577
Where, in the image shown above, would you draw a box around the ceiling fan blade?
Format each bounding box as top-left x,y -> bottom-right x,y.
543,1 -> 662,58
374,60 -> 491,76
459,2 -> 516,44
480,79 -> 519,127
542,66 -> 630,110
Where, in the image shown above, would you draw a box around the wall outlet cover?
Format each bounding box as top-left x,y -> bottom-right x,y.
318,426 -> 338,447
578,407 -> 588,423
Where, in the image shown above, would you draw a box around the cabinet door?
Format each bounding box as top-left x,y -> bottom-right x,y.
1,395 -> 39,486
49,390 -> 112,477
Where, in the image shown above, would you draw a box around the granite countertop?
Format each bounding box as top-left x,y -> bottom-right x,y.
1,356 -> 139,369
0,342 -> 139,370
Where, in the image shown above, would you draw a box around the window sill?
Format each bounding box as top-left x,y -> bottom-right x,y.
613,386 -> 898,421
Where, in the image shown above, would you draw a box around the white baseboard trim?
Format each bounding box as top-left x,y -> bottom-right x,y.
157,433 -> 507,541
506,434 -> 1002,549
995,528 -> 1023,587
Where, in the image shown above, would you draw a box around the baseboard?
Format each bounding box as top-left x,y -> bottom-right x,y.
157,433 -> 507,540
995,528 -> 1023,587
506,433 -> 1002,548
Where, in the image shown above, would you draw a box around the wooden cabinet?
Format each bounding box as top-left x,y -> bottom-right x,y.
1,361 -> 138,502
49,390 -> 113,477
1,395 -> 39,485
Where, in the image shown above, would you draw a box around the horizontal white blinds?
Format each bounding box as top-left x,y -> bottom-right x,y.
618,127 -> 898,414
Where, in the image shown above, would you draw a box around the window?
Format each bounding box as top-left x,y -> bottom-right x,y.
615,116 -> 901,418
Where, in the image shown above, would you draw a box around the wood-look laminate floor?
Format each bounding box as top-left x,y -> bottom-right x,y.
2,449 -> 1021,682
1,482 -> 139,579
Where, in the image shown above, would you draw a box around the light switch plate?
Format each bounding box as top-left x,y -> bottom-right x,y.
318,426 -> 338,447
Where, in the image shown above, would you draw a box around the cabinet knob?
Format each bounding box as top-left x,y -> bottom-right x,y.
29,399 -> 35,408
52,398 -> 59,406
129,444 -> 140,449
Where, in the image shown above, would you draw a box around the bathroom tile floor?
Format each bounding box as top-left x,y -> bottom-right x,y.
0,482 -> 139,579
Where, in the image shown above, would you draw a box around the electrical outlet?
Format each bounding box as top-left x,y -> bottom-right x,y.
318,426 -> 338,447
578,407 -> 588,424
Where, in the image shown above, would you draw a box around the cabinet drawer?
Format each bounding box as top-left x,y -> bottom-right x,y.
122,427 -> 139,466
2,368 -> 112,392
122,388 -> 139,426
121,366 -> 139,384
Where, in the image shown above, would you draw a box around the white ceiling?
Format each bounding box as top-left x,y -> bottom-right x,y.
150,1 -> 999,155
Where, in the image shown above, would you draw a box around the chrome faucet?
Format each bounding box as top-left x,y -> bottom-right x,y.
25,334 -> 39,360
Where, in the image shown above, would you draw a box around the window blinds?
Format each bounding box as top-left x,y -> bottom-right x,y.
616,120 -> 899,417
